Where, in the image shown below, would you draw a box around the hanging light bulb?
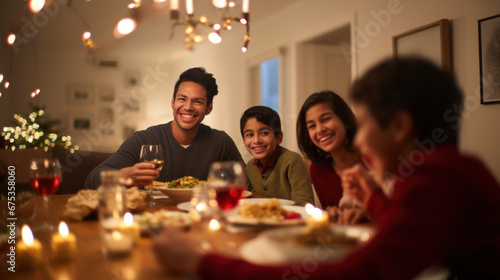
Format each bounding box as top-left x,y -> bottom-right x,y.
212,0 -> 227,9
29,0 -> 46,13
208,32 -> 222,44
114,18 -> 137,37
7,34 -> 16,45
4,82 -> 10,89
0,74 -> 3,83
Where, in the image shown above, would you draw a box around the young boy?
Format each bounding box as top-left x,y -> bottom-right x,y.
239,106 -> 314,206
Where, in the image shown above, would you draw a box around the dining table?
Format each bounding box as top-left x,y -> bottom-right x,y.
0,193 -> 268,280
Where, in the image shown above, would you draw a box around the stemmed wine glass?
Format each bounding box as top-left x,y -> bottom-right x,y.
140,145 -> 164,207
29,158 -> 62,232
207,161 -> 247,213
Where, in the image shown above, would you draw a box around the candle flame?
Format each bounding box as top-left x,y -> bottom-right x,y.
304,203 -> 323,219
22,225 -> 34,245
209,219 -> 221,231
124,212 -> 133,226
195,202 -> 207,212
59,221 -> 69,237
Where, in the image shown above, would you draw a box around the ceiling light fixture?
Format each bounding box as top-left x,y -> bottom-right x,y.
116,0 -> 250,52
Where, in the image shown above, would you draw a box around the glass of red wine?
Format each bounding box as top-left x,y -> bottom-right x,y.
29,158 -> 62,232
207,161 -> 247,212
140,145 -> 164,207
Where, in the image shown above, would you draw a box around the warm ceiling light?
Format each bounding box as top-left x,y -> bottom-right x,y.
29,0 -> 46,13
83,32 -> 91,39
7,34 -> 16,45
115,18 -> 137,36
4,82 -> 10,89
208,32 -> 222,44
212,0 -> 227,9
0,74 -> 3,83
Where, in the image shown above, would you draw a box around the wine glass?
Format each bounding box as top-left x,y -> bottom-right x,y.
140,145 -> 164,207
207,161 -> 247,212
29,158 -> 62,232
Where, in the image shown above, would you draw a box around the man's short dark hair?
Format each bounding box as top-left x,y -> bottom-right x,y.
240,106 -> 282,137
173,67 -> 218,105
350,57 -> 463,144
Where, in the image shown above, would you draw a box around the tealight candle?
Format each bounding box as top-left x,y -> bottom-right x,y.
17,225 -> 43,270
51,221 -> 77,262
103,230 -> 134,257
119,212 -> 141,244
208,218 -> 221,231
305,203 -> 329,229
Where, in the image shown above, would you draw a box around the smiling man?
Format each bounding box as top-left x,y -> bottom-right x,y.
85,67 -> 243,190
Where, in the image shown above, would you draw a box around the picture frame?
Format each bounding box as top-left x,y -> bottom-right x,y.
68,114 -> 94,132
67,84 -> 95,105
99,86 -> 115,103
393,19 -> 452,75
478,14 -> 500,104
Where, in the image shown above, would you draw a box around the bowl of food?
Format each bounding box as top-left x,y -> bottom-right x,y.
153,176 -> 205,202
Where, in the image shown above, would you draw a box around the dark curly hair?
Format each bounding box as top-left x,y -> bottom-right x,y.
173,67 -> 218,105
296,91 -> 358,165
350,57 -> 463,144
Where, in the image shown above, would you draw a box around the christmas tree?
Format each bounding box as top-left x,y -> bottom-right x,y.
1,103 -> 78,152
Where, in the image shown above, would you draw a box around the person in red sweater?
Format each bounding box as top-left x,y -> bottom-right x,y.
152,57 -> 500,279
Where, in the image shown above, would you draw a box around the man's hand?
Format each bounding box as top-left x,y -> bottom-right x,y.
120,162 -> 159,187
327,206 -> 367,224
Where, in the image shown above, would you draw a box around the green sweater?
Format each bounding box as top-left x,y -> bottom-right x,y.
246,147 -> 314,206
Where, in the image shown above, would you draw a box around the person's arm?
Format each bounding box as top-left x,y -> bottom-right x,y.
287,153 -> 315,206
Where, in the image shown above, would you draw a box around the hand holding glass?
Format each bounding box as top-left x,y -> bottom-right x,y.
140,145 -> 164,207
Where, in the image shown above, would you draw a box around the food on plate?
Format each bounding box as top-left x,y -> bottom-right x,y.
294,225 -> 357,245
154,176 -> 205,189
134,210 -> 193,232
238,198 -> 301,221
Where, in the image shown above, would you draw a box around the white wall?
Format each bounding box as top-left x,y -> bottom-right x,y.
1,0 -> 499,181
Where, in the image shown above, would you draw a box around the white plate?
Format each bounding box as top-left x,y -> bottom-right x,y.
176,190 -> 253,212
239,198 -> 294,205
240,225 -> 375,265
133,210 -> 193,234
225,205 -> 307,226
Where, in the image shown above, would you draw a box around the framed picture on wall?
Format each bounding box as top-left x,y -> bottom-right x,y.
393,19 -> 452,75
67,84 -> 95,105
69,114 -> 94,132
478,14 -> 500,104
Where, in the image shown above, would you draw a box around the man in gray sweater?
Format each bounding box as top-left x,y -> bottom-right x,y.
85,67 -> 243,189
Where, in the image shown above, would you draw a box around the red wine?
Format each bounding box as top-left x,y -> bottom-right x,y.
215,186 -> 245,210
30,176 -> 61,196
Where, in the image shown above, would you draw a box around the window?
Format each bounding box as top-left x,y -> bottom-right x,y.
260,58 -> 279,112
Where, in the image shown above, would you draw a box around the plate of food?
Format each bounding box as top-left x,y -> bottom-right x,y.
225,198 -> 307,226
153,176 -> 206,202
133,210 -> 194,235
239,197 -> 294,205
240,224 -> 375,265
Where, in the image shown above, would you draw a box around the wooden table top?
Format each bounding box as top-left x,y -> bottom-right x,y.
0,194 -> 263,279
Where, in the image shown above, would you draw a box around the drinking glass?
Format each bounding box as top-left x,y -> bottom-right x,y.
29,158 -> 62,232
140,145 -> 164,207
207,161 -> 247,212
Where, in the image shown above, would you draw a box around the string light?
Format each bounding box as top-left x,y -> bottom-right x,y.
29,0 -> 46,14
6,34 -> 16,45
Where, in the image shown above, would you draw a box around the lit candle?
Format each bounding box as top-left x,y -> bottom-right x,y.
305,203 -> 329,229
51,221 -> 77,262
186,0 -> 193,15
208,218 -> 221,231
17,225 -> 43,270
103,230 -> 134,257
119,212 -> 141,244
242,0 -> 249,13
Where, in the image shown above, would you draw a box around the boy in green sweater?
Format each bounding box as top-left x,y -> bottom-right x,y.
240,106 -> 314,205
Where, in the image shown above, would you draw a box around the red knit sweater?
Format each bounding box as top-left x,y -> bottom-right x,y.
198,145 -> 500,279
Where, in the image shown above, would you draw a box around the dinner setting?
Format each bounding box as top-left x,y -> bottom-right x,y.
1,0 -> 500,280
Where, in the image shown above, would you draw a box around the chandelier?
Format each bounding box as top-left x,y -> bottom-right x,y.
112,0 -> 251,52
